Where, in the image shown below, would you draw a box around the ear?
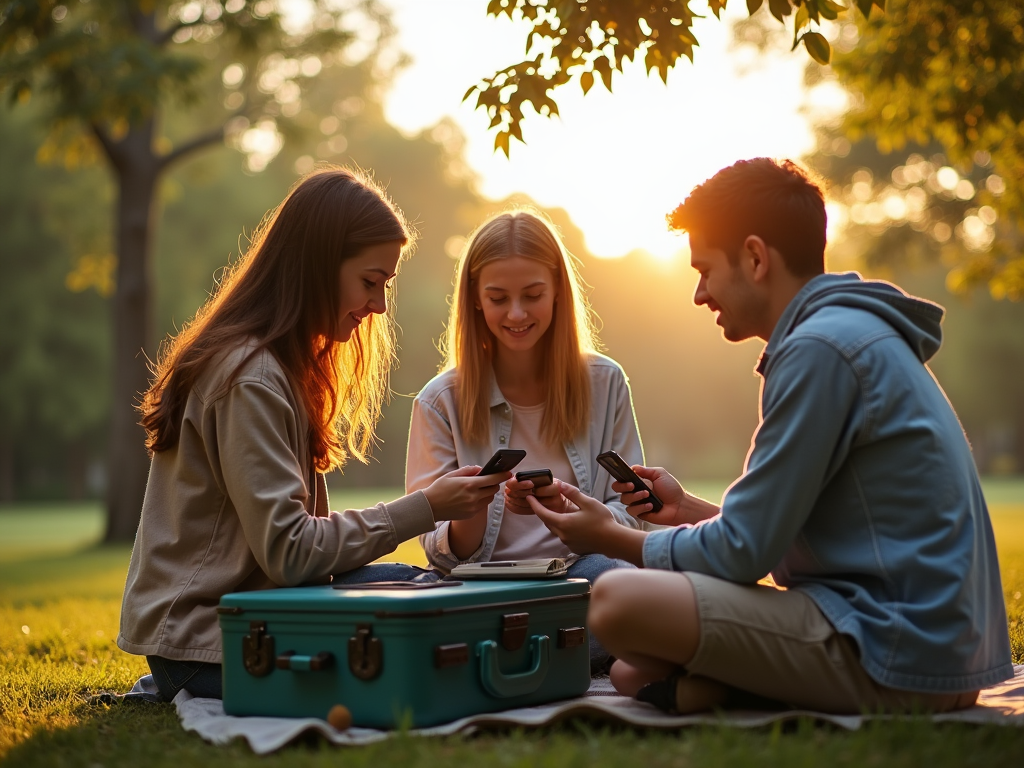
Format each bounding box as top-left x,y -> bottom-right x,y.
741,235 -> 771,283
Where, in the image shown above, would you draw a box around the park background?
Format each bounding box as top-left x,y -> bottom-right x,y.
1,0 -> 1022,764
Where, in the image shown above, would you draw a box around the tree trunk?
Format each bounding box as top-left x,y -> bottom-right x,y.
103,120 -> 160,542
0,436 -> 13,503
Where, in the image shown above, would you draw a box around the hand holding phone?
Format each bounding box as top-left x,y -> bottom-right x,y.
514,468 -> 554,488
596,450 -> 664,514
478,448 -> 526,476
505,468 -> 559,515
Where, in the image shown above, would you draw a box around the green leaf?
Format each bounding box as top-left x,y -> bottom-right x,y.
802,31 -> 831,64
593,55 -> 612,91
580,70 -> 594,95
768,0 -> 793,22
747,0 -> 764,14
462,84 -> 478,103
794,4 -> 810,31
494,129 -> 511,158
855,0 -> 873,16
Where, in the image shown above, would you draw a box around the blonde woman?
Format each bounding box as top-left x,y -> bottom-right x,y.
406,210 -> 647,669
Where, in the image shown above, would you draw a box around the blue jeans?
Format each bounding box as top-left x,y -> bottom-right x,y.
147,655 -> 223,700
331,562 -> 441,584
566,553 -> 636,673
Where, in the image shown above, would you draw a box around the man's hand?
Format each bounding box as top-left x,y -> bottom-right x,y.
613,466 -> 720,526
528,481 -> 647,566
423,465 -> 512,522
504,477 -> 566,515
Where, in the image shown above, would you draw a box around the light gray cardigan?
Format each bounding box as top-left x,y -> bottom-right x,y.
407,353 -> 647,573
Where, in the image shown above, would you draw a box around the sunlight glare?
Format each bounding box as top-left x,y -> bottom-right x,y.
382,1 -> 838,261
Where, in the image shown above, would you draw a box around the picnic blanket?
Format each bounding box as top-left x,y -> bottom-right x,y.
172,665 -> 1024,754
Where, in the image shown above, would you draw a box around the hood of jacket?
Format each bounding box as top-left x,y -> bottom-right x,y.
759,272 -> 945,376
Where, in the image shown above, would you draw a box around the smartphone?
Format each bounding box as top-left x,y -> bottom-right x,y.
514,468 -> 554,488
596,450 -> 664,513
478,448 -> 526,476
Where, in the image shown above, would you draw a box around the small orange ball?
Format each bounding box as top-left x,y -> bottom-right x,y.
327,704 -> 352,731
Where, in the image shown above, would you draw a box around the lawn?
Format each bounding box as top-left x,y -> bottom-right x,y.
1,481 -> 1021,766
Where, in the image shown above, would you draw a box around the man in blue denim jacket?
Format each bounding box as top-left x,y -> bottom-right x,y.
529,158 -> 1013,714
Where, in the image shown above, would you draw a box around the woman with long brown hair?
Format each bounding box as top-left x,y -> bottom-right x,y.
118,168 -> 509,701
406,209 -> 648,670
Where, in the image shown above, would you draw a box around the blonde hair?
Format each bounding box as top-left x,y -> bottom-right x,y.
442,209 -> 600,445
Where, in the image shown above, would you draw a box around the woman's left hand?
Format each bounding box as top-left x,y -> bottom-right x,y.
504,478 -> 567,515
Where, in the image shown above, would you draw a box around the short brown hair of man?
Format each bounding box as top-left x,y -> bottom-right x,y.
668,158 -> 827,278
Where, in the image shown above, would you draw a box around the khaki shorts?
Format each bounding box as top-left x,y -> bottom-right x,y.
684,572 -> 978,714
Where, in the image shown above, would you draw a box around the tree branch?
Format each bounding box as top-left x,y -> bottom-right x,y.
90,122 -> 119,166
159,125 -> 226,169
157,18 -> 207,47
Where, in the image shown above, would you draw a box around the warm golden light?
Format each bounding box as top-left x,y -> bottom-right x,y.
383,1 -> 844,261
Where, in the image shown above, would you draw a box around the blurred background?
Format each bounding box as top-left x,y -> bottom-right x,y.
1,0 -> 1022,546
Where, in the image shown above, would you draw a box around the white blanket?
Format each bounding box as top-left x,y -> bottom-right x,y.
174,665 -> 1024,755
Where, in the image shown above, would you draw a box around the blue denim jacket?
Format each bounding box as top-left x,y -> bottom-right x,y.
644,273 -> 1013,693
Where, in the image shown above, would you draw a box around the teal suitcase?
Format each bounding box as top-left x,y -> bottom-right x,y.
218,579 -> 591,728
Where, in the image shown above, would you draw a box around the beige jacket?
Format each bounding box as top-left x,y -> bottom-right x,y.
117,341 -> 434,663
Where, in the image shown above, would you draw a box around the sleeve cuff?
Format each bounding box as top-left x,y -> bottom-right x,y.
606,501 -> 641,530
642,527 -> 679,570
383,490 -> 436,545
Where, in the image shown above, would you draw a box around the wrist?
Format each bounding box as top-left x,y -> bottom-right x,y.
602,527 -> 647,567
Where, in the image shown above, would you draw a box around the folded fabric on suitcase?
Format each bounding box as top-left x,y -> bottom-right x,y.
174,666 -> 1024,755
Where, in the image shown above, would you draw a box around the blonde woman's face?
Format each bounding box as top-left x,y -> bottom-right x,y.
335,241 -> 401,342
475,256 -> 557,353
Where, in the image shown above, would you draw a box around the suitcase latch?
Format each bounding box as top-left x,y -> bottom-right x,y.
242,621 -> 275,677
557,626 -> 587,649
434,643 -> 469,669
348,623 -> 382,680
501,612 -> 529,651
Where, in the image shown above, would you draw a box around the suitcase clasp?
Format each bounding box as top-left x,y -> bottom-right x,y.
557,626 -> 587,649
434,643 -> 470,669
348,623 -> 383,680
501,612 -> 529,651
242,621 -> 275,677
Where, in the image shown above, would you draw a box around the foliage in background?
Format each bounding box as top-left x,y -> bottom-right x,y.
466,0 -> 883,155
0,0 -> 401,540
0,107 -> 111,503
829,0 -> 1024,298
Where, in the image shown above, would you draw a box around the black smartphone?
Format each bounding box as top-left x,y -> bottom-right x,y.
596,450 -> 664,513
478,448 -> 526,476
514,468 -> 554,488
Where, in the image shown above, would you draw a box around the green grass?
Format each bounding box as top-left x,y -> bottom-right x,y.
1,483 -> 1022,765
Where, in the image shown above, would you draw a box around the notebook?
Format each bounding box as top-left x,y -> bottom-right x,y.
450,558 -> 569,579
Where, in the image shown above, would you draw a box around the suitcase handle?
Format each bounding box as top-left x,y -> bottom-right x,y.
276,651 -> 334,672
477,635 -> 549,698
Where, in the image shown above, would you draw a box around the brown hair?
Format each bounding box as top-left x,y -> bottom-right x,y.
442,210 -> 600,445
140,167 -> 412,472
668,158 -> 827,277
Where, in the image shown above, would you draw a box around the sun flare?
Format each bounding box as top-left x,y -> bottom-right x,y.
382,0 -> 843,262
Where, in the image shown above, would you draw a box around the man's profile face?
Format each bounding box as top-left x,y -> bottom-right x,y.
690,235 -> 762,343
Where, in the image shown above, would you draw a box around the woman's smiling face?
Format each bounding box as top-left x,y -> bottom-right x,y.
476,256 -> 557,354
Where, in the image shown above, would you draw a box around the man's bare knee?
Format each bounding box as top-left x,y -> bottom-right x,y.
589,569 -> 701,666
589,569 -> 643,643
